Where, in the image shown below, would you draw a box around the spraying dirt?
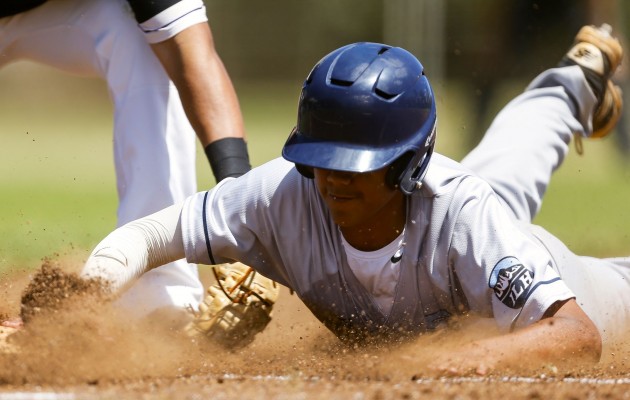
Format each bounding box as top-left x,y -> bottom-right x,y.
1,260 -> 630,398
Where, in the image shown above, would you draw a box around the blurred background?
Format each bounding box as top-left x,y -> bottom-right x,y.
1,0 -> 630,272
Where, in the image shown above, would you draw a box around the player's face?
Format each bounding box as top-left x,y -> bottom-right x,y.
314,165 -> 406,249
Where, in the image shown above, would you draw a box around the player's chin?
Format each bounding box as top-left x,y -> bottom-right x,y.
328,209 -> 360,228
325,202 -> 356,222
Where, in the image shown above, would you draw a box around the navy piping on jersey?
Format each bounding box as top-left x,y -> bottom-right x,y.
202,191 -> 217,265
508,276 -> 563,332
138,7 -> 204,33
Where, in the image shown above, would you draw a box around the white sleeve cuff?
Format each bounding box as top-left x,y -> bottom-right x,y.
139,0 -> 208,43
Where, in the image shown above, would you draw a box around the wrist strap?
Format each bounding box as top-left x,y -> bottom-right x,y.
204,137 -> 251,182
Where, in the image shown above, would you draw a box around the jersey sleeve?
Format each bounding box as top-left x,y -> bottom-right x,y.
448,179 -> 575,332
127,0 -> 208,43
180,158 -> 298,286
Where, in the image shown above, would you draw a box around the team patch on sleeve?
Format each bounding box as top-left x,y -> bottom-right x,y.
488,256 -> 534,309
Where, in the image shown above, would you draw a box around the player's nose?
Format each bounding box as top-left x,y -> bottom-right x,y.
326,170 -> 357,185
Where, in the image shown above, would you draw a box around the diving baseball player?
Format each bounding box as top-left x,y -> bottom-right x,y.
1,0 -> 278,327
82,24 -> 629,373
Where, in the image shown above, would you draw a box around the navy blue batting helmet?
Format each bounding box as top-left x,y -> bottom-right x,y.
282,42 -> 437,194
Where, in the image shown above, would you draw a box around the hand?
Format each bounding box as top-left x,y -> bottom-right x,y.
0,317 -> 22,354
414,300 -> 601,378
1,317 -> 23,329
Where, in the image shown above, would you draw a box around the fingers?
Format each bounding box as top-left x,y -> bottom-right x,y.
1,317 -> 23,329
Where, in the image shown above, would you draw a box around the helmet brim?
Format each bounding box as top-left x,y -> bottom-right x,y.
282,130 -> 406,173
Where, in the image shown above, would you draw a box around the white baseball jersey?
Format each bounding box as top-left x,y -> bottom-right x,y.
1,0 -> 209,316
178,65 -> 630,345
181,155 -> 572,342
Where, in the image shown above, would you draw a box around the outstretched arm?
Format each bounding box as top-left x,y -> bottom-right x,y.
81,202 -> 185,293
151,22 -> 250,181
425,299 -> 602,376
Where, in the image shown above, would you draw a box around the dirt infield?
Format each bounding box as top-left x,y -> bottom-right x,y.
1,261 -> 630,399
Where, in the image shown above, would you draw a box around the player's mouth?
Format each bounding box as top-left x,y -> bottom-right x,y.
327,191 -> 355,202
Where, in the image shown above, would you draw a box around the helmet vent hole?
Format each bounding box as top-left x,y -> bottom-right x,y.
330,78 -> 353,87
375,88 -> 396,100
378,47 -> 389,55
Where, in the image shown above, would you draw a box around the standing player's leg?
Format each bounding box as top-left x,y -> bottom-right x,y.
0,0 -> 204,318
90,0 -> 204,318
461,24 -> 622,223
0,0 -> 105,73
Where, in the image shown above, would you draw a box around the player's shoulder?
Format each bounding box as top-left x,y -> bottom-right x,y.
232,157 -> 303,194
252,157 -> 297,177
421,153 -> 488,196
208,158 -> 303,218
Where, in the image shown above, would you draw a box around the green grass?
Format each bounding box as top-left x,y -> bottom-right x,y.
1,63 -> 629,272
0,185 -> 116,266
533,142 -> 630,258
0,65 -> 300,271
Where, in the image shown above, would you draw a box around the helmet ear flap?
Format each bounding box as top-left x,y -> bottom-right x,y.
385,153 -> 413,189
398,147 -> 433,194
387,144 -> 434,195
295,164 -> 314,179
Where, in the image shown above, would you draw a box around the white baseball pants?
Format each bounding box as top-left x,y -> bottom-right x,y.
0,0 -> 204,317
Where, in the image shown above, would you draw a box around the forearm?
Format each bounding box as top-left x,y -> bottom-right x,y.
151,23 -> 246,146
427,302 -> 602,376
151,23 -> 250,181
81,203 -> 186,293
